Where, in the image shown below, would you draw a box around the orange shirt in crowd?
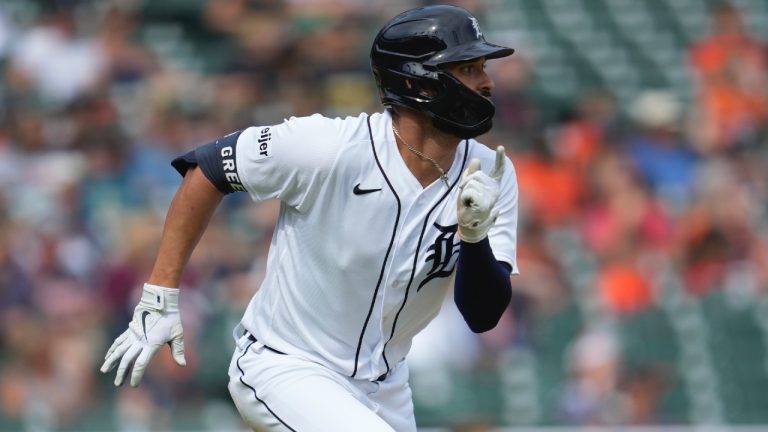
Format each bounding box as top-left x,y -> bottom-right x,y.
690,34 -> 768,148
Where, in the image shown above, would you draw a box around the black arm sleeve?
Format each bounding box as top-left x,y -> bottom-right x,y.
171,130 -> 245,194
454,237 -> 512,333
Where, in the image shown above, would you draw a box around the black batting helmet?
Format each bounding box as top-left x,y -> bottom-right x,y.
370,5 -> 513,139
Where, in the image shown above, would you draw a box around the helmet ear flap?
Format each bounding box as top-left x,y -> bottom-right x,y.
406,79 -> 439,100
375,66 -> 441,106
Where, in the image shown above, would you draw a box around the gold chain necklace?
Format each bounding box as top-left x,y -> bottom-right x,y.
392,125 -> 449,187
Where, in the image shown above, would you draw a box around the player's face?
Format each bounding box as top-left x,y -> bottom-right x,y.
443,57 -> 494,97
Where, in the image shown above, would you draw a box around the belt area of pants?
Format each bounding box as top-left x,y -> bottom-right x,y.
246,333 -> 389,382
246,333 -> 286,355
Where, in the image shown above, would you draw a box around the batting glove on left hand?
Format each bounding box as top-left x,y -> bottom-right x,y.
457,146 -> 506,243
100,283 -> 186,387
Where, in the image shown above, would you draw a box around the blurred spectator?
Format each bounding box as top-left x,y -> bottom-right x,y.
688,2 -> 768,152
619,366 -> 668,425
0,6 -> 16,60
0,226 -> 34,312
514,90 -> 623,227
581,151 -> 671,261
676,158 -> 768,297
514,136 -> 585,227
97,5 -> 157,85
487,47 -> 539,150
558,326 -> 624,425
550,89 -> 623,173
596,262 -> 654,316
0,281 -> 100,430
580,150 -> 672,315
7,1 -> 106,106
625,90 -> 700,215
0,107 -> 88,230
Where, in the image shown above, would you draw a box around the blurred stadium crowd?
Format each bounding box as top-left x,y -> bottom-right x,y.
0,0 -> 767,430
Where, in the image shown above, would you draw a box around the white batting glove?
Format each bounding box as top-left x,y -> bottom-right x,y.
457,145 -> 506,243
100,284 -> 186,387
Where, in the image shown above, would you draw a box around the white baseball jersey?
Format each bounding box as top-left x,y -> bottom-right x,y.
229,110 -> 519,381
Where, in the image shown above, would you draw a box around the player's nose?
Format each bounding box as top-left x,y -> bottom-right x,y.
479,72 -> 494,96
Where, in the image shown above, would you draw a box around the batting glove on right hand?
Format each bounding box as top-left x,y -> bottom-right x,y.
100,283 -> 186,387
457,146 -> 506,243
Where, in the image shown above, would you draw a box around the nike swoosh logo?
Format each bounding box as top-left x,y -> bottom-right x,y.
141,311 -> 150,341
353,183 -> 382,195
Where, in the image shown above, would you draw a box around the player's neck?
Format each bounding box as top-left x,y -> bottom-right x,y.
391,111 -> 460,188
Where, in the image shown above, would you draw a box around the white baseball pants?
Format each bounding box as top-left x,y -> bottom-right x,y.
227,332 -> 417,431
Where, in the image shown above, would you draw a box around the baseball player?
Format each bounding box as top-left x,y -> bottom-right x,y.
101,5 -> 519,431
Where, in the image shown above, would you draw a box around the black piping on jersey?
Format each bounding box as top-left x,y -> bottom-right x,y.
381,139 -> 469,373
236,339 -> 297,431
351,115 -> 402,378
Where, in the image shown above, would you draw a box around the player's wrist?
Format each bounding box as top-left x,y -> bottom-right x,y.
139,283 -> 180,312
458,232 -> 486,243
457,223 -> 490,243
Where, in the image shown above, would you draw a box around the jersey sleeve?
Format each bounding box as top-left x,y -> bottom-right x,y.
235,114 -> 342,212
488,157 -> 520,274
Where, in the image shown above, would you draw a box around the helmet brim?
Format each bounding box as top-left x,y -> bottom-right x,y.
424,41 -> 514,67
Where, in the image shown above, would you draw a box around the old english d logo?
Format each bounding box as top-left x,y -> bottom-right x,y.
418,222 -> 460,291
